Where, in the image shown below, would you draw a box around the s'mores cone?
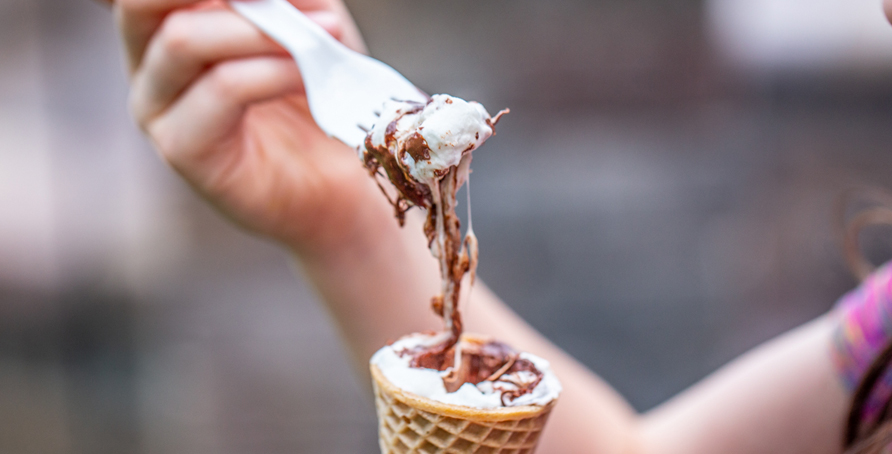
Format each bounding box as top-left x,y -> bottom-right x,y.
369,333 -> 558,454
371,365 -> 555,454
360,97 -> 556,453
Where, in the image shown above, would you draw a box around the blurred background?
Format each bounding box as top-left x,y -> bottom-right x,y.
3,0 -> 892,452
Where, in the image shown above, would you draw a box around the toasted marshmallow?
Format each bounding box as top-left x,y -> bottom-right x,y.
366,94 -> 494,184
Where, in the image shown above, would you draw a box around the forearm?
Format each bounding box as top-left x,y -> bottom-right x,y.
294,208 -> 639,453
640,315 -> 848,454
464,284 -> 639,453
295,208 -> 444,367
293,194 -> 850,454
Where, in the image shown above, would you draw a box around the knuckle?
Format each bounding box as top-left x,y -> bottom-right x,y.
206,63 -> 245,99
127,89 -> 149,131
327,21 -> 346,42
127,88 -> 178,163
157,12 -> 195,59
116,0 -> 156,18
147,122 -> 181,167
126,73 -> 159,131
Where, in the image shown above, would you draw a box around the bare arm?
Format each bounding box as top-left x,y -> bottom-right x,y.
297,208 -> 849,454
298,210 -> 639,454
113,1 -> 853,452
640,316 -> 847,454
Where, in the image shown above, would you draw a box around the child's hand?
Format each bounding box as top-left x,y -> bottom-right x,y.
115,0 -> 388,255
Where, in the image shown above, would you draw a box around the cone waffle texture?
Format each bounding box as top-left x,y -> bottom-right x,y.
371,363 -> 555,454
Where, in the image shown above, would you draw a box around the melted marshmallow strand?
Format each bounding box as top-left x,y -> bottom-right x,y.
366,94 -> 494,184
371,333 -> 562,409
361,96 -> 561,409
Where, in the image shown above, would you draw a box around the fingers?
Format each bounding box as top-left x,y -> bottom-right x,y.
303,10 -> 347,43
147,56 -> 303,178
116,0 -> 359,73
130,8 -> 287,125
115,0 -> 211,72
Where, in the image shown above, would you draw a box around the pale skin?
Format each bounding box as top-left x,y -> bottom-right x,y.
104,0 -> 892,451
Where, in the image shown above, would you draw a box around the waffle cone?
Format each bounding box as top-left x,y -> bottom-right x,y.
370,342 -> 556,453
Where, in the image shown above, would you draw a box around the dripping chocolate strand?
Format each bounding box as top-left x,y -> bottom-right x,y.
402,338 -> 545,397
361,97 -> 532,400
486,354 -> 517,382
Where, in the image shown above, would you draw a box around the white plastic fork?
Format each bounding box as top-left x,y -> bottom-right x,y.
228,0 -> 428,149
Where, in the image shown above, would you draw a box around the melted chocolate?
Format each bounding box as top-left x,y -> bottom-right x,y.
362,100 -> 529,403
362,135 -> 430,225
361,101 -> 431,226
400,337 -> 543,400
404,132 -> 431,162
361,98 -> 469,344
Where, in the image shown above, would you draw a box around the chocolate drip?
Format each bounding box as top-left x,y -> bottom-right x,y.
404,132 -> 431,162
362,102 -> 429,217
401,337 -> 543,399
362,135 -> 430,225
432,167 -> 469,344
362,99 -> 517,398
361,100 -> 475,347
487,108 -> 510,131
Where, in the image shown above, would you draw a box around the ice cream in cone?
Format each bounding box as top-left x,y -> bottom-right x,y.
360,96 -> 560,453
371,365 -> 554,453
370,333 -> 560,454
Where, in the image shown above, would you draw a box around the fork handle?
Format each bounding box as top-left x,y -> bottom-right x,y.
229,0 -> 346,61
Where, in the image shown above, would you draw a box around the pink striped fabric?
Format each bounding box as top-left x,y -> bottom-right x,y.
833,261 -> 892,425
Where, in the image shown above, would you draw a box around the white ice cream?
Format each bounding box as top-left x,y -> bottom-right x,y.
365,94 -> 494,183
370,333 -> 562,409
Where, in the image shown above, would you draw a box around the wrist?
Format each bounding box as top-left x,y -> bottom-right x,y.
287,188 -> 408,267
288,205 -> 442,362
